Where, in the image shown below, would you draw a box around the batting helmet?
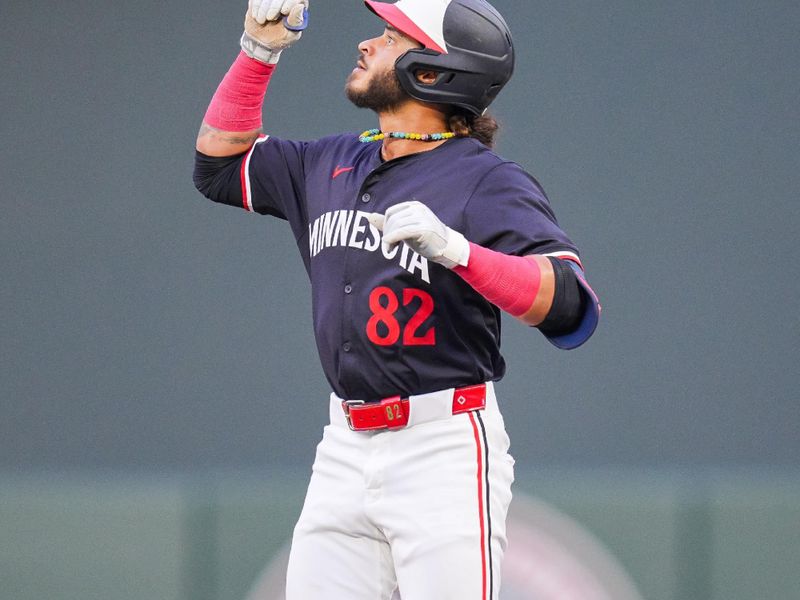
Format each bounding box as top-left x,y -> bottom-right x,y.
364,0 -> 515,115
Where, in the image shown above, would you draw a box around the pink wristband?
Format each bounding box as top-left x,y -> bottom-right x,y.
453,242 -> 541,317
203,51 -> 275,132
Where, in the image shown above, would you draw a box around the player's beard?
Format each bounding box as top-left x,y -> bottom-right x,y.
345,66 -> 409,113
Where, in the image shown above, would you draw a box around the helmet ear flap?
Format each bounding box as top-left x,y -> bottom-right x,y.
393,49 -> 442,100
394,48 -> 501,115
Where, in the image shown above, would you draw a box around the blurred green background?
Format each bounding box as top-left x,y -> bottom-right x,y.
1,0 -> 798,598
2,469 -> 799,599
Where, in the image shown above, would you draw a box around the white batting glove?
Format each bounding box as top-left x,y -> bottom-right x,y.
241,0 -> 309,64
367,201 -> 470,269
250,0 -> 306,24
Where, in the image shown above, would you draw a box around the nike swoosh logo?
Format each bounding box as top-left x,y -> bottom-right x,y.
332,165 -> 355,179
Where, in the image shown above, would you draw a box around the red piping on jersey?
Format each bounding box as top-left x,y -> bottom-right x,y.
240,135 -> 268,211
240,150 -> 249,211
469,411 -> 488,600
550,253 -> 583,270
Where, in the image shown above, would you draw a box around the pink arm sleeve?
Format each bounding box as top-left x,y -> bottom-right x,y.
452,242 -> 541,318
203,51 -> 275,132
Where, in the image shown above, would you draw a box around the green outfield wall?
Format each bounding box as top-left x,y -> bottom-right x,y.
1,469 -> 798,600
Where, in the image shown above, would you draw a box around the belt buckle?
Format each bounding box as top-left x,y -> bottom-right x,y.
342,400 -> 365,431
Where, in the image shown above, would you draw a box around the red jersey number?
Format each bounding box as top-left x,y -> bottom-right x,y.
366,286 -> 436,347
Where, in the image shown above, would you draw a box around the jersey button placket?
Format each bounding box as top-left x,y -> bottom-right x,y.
337,174 -> 379,396
342,285 -> 353,350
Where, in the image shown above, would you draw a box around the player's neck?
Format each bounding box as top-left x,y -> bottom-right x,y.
376,103 -> 451,161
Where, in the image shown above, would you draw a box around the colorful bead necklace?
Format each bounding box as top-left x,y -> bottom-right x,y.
358,128 -> 460,143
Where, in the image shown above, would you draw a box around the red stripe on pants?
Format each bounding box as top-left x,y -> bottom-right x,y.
469,411 -> 487,600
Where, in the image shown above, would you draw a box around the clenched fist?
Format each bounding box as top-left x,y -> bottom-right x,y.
241,0 -> 309,64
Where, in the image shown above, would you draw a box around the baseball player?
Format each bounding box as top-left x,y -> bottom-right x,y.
194,0 -> 600,598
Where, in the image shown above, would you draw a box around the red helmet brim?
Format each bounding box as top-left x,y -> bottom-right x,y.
364,1 -> 447,54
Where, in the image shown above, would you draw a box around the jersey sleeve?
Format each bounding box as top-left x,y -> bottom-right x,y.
463,161 -> 600,349
461,161 -> 578,259
193,135 -> 312,239
239,135 -> 309,225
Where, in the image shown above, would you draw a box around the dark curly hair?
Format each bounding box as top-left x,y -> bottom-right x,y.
447,109 -> 500,148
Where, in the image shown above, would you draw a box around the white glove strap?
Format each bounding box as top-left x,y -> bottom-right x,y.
440,229 -> 470,269
240,32 -> 282,65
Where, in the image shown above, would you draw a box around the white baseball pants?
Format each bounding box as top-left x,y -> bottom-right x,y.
285,382 -> 515,600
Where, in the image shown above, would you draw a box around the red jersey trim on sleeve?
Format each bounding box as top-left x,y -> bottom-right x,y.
240,134 -> 270,212
543,250 -> 583,271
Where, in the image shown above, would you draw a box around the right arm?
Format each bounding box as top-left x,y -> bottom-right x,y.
194,0 -> 309,157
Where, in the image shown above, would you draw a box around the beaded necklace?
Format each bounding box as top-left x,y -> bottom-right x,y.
358,128 -> 460,143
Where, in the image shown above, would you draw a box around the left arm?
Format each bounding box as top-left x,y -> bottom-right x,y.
368,201 -> 599,347
518,255 -> 555,326
451,243 -> 555,327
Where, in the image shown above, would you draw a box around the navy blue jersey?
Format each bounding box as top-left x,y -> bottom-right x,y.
201,134 -> 594,401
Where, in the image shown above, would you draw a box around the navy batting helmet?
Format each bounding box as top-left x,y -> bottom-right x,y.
364,0 -> 515,115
